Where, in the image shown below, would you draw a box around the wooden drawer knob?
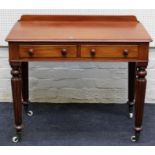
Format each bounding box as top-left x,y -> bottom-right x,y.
123,49 -> 128,57
28,48 -> 34,56
90,49 -> 96,57
61,48 -> 67,57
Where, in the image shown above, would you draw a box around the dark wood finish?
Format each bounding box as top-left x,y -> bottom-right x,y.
6,15 -> 152,142
21,62 -> 29,105
134,62 -> 148,140
128,62 -> 136,115
10,62 -> 22,133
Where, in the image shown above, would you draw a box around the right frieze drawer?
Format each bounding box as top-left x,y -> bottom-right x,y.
80,45 -> 139,58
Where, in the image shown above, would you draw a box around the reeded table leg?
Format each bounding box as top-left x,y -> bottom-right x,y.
127,62 -> 136,118
21,62 -> 33,116
131,62 -> 148,142
10,62 -> 23,143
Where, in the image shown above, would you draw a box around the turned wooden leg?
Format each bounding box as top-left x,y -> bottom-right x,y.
131,62 -> 148,142
21,62 -> 33,116
10,62 -> 23,143
21,62 -> 29,105
127,62 -> 136,118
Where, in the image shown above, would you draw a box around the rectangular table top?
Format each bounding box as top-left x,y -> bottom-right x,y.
6,15 -> 152,43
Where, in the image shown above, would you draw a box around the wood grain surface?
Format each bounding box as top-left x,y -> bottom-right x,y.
6,15 -> 152,42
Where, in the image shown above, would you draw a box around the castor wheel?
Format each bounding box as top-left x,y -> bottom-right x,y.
23,102 -> 33,117
26,110 -> 33,117
12,133 -> 21,143
23,104 -> 33,117
131,135 -> 137,142
127,101 -> 134,119
129,112 -> 133,118
12,136 -> 20,143
131,132 -> 140,142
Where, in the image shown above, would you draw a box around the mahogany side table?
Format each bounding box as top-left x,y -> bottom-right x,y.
6,15 -> 152,143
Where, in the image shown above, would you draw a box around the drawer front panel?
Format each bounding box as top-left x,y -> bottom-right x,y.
81,45 -> 139,58
19,45 -> 77,58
